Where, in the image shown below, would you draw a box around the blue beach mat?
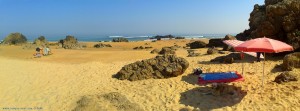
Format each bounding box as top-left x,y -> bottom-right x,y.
200,72 -> 238,81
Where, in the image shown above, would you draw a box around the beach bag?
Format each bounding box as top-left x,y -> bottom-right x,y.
193,68 -> 203,75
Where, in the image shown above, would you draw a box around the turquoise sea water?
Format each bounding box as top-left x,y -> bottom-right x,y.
1,34 -> 234,42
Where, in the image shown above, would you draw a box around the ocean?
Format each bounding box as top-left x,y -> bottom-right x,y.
3,34 -> 233,42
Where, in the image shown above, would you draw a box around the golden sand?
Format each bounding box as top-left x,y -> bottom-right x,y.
0,39 -> 299,111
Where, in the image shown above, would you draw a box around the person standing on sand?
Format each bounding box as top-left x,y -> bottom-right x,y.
256,52 -> 261,62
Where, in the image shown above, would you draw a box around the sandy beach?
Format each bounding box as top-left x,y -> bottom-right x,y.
0,39 -> 300,111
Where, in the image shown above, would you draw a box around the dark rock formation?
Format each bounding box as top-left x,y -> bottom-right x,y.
133,46 -> 144,50
222,35 -> 237,51
282,52 -> 300,71
238,0 -> 300,50
133,46 -> 153,50
187,49 -> 200,57
112,37 -> 129,42
58,35 -> 82,49
3,32 -> 27,45
207,39 -> 224,47
274,71 -> 297,84
175,37 -> 185,39
150,49 -> 160,54
144,46 -> 153,49
115,55 -> 189,81
236,30 -> 252,41
210,53 -> 241,64
33,36 -> 48,46
207,47 -> 218,55
151,35 -> 175,40
159,47 -> 176,55
187,41 -> 207,49
73,92 -> 143,111
94,43 -> 112,48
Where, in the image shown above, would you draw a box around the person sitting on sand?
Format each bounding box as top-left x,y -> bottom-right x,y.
33,47 -> 42,58
43,46 -> 48,56
46,46 -> 52,55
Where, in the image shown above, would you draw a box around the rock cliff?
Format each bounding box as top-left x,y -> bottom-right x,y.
238,0 -> 300,50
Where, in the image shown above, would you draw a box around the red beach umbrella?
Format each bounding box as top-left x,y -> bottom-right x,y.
234,37 -> 294,87
234,37 -> 293,53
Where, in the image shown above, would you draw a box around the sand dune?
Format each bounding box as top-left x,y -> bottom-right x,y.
0,40 -> 299,110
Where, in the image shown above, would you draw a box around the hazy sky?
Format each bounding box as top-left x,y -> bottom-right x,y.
0,0 -> 264,38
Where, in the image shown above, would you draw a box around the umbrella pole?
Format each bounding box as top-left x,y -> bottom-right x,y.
242,52 -> 244,75
262,52 -> 265,89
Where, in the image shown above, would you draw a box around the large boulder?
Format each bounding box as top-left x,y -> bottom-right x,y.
58,35 -> 82,49
238,0 -> 300,50
282,52 -> 300,71
115,55 -> 189,81
73,92 -> 143,111
33,36 -> 48,46
159,47 -> 176,55
112,37 -> 129,42
274,71 -> 297,84
3,32 -> 27,45
207,39 -> 224,47
187,41 -> 207,49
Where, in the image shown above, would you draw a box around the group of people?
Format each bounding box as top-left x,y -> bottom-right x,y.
33,46 -> 52,58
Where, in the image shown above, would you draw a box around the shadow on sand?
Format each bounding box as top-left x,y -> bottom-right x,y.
179,85 -> 247,110
181,74 -> 199,85
271,64 -> 284,73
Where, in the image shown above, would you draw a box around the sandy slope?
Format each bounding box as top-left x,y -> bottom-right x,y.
0,39 -> 299,111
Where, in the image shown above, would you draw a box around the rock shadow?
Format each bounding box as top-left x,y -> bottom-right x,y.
271,64 -> 283,73
180,85 -> 246,110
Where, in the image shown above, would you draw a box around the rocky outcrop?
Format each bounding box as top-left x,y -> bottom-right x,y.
3,32 -> 27,45
133,46 -> 144,50
112,38 -> 129,42
238,0 -> 300,50
159,47 -> 176,55
236,30 -> 252,41
94,43 -> 112,48
187,41 -> 207,49
115,55 -> 189,81
151,35 -> 175,40
73,92 -> 143,111
274,71 -> 297,84
58,35 -> 82,49
207,39 -> 224,47
282,52 -> 300,71
133,46 -> 152,50
187,50 -> 200,57
150,49 -> 160,54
